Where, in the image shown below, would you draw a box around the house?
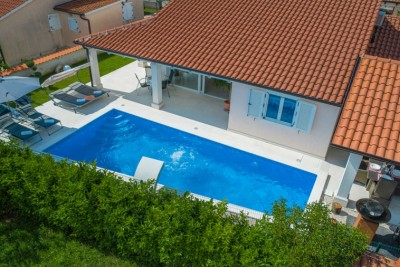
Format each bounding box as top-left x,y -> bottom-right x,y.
0,0 -> 144,66
331,13 -> 400,205
73,0 -> 400,207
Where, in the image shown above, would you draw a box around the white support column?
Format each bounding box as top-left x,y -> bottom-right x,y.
151,63 -> 164,109
87,48 -> 103,89
333,153 -> 363,207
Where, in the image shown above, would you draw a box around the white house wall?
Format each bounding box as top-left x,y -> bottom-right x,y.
228,82 -> 341,158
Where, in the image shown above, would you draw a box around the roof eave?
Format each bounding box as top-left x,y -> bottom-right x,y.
330,144 -> 400,165
85,1 -> 120,16
54,1 -> 119,16
75,42 -> 343,107
54,7 -> 84,15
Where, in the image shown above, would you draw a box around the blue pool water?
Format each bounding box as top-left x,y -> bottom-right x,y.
44,109 -> 317,212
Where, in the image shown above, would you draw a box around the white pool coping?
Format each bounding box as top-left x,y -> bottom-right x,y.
32,56 -> 329,218
33,99 -> 328,219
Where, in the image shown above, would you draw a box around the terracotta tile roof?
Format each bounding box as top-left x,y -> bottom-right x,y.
367,16 -> 400,61
0,46 -> 83,76
54,0 -> 119,15
353,252 -> 397,267
332,56 -> 400,164
75,0 -> 381,104
0,0 -> 29,18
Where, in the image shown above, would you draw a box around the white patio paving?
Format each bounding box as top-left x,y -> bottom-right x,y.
26,61 -> 400,228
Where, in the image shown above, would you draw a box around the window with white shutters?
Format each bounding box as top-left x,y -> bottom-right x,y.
247,89 -> 317,132
48,14 -> 61,31
68,17 -> 79,32
247,89 -> 266,117
122,2 -> 134,22
294,101 -> 317,132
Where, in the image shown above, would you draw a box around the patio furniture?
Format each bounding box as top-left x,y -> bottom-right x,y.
354,198 -> 391,242
166,69 -> 174,86
69,82 -> 110,98
355,158 -> 368,185
0,106 -> 42,145
144,66 -> 152,79
15,95 -> 33,106
49,84 -> 106,113
15,101 -> 63,135
367,159 -> 383,181
162,79 -> 170,98
369,175 -> 398,206
135,73 -> 151,95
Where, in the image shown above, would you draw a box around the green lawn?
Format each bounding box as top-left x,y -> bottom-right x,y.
144,8 -> 157,15
29,53 -> 134,107
0,217 -> 136,267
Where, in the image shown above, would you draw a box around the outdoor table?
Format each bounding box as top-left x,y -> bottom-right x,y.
354,198 -> 391,242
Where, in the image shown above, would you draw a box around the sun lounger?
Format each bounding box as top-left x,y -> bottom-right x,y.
15,101 -> 63,135
0,106 -> 42,145
49,87 -> 95,113
134,156 -> 164,184
69,82 -> 110,98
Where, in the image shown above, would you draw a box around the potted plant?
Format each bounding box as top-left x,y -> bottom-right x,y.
213,78 -> 231,111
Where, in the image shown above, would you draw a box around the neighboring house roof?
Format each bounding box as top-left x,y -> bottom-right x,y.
0,0 -> 30,18
0,46 -> 83,76
367,16 -> 400,61
332,56 -> 400,164
75,0 -> 381,105
54,0 -> 119,15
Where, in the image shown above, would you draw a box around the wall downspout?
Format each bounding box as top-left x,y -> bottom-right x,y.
80,14 -> 92,34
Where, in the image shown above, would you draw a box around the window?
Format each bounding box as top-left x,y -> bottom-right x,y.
68,17 -> 79,32
265,94 -> 297,125
48,14 -> 61,31
122,2 -> 134,22
247,89 -> 316,132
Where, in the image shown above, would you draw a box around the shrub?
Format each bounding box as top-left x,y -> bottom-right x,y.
33,71 -> 42,77
24,59 -> 35,68
0,141 -> 368,266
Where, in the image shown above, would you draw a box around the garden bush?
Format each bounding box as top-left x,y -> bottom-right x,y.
0,141 -> 368,266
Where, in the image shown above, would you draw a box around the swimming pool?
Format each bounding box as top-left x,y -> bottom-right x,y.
44,109 -> 317,213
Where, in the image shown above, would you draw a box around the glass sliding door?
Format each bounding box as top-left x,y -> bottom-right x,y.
204,77 -> 229,99
172,70 -> 199,91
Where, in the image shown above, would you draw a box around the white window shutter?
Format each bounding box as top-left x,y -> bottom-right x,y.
247,89 -> 266,118
122,2 -> 134,22
48,14 -> 61,31
68,17 -> 79,32
295,101 -> 317,132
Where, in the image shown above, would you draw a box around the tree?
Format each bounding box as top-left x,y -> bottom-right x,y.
259,200 -> 369,266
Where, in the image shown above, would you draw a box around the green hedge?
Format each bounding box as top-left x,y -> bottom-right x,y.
0,141 -> 368,266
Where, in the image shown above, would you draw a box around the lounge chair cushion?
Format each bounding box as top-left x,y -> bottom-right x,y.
71,83 -> 107,97
33,118 -> 60,128
5,122 -> 38,141
53,93 -> 89,106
